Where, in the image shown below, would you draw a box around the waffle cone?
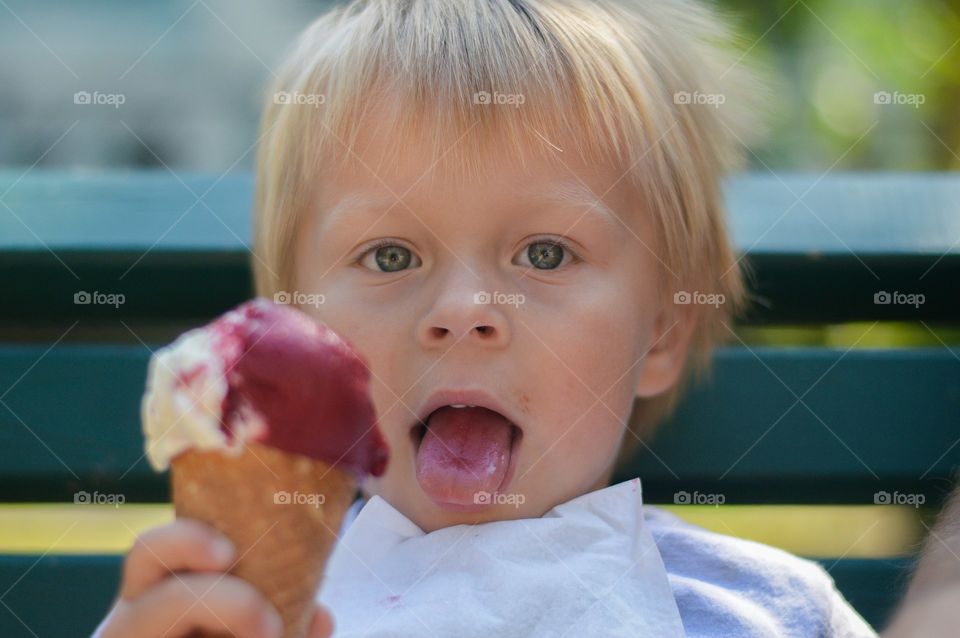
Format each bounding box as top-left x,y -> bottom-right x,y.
171,442 -> 356,638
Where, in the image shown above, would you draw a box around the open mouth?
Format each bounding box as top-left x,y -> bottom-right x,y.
409,406 -> 523,448
409,404 -> 523,510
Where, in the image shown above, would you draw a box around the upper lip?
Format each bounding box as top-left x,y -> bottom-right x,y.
413,388 -> 524,432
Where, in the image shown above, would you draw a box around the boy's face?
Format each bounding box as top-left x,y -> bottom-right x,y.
294,114 -> 690,532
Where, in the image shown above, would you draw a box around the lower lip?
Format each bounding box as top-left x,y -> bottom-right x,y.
410,423 -> 522,513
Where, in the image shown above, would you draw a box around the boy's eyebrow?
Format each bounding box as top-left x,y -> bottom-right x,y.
325,193 -> 398,220
318,193 -> 401,235
320,181 -> 621,233
523,181 -> 621,224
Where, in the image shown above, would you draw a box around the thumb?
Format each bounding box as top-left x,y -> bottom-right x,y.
308,604 -> 335,638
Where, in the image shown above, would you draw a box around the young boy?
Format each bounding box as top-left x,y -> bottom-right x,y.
94,0 -> 877,635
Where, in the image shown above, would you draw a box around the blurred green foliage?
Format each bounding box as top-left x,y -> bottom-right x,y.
740,322 -> 960,346
719,0 -> 960,170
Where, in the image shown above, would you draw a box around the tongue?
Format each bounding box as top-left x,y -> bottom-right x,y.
415,406 -> 514,506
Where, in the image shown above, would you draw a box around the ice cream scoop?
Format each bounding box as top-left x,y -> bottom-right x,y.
141,297 -> 389,638
142,297 -> 388,477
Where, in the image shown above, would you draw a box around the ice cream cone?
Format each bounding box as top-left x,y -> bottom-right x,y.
142,299 -> 389,637
171,441 -> 357,638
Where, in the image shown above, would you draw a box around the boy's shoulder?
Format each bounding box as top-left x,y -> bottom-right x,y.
643,505 -> 877,638
642,504 -> 833,592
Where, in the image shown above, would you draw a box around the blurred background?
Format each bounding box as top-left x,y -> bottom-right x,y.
1,0 -> 958,584
2,0 -> 958,171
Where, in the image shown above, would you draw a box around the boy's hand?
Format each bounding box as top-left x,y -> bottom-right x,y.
96,518 -> 334,638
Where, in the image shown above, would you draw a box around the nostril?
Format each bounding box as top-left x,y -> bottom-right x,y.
423,324 -> 496,342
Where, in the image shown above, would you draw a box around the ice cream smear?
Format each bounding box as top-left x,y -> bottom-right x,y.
142,298 -> 389,478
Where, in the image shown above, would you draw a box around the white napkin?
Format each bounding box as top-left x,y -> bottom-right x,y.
318,478 -> 686,637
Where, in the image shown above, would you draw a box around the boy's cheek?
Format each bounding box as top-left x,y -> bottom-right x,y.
516,435 -> 618,512
559,404 -> 626,457
523,396 -> 627,477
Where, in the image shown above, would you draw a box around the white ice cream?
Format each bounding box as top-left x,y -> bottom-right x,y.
141,328 -> 262,471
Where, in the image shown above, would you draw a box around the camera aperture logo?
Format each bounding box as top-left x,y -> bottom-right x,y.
473,90 -> 525,107
274,290 -> 325,308
673,91 -> 725,108
74,490 -> 125,507
74,91 -> 125,109
873,91 -> 925,108
673,290 -> 725,308
473,490 -> 525,508
74,290 -> 125,308
274,490 -> 326,508
273,91 -> 326,108
674,490 -> 725,507
874,490 -> 925,508
473,290 -> 525,308
873,290 -> 924,308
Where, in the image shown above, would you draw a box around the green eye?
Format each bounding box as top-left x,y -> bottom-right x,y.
375,245 -> 411,271
358,242 -> 420,272
526,241 -> 565,269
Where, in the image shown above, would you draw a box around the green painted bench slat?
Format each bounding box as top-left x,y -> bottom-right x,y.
1,345 -> 956,505
2,171 -> 958,323
0,555 -> 913,635
622,348 -> 960,505
3,171 -> 956,254
816,557 -> 914,630
0,555 -> 120,638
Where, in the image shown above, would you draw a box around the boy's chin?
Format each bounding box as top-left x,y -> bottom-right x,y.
418,501 -> 529,531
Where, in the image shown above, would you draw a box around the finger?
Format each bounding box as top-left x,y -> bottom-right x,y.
121,518 -> 236,600
120,573 -> 282,638
308,604 -> 335,638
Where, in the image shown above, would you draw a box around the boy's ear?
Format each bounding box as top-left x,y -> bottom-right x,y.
634,304 -> 697,398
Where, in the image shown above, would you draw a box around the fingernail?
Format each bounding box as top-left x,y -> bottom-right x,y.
212,538 -> 235,563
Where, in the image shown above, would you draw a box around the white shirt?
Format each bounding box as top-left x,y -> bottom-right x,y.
91,478 -> 878,638
322,481 -> 878,638
320,478 -> 687,637
641,506 -> 877,637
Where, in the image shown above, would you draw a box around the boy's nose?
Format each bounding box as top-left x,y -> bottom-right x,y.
416,290 -> 511,350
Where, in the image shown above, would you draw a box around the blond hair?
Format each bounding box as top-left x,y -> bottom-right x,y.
253,0 -> 761,467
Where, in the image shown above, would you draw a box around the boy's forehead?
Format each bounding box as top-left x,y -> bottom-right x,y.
320,126 -> 629,208
316,142 -> 635,231
303,89 -> 649,235
316,89 -> 628,194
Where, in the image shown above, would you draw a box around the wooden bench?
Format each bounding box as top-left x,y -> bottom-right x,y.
0,170 -> 957,635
